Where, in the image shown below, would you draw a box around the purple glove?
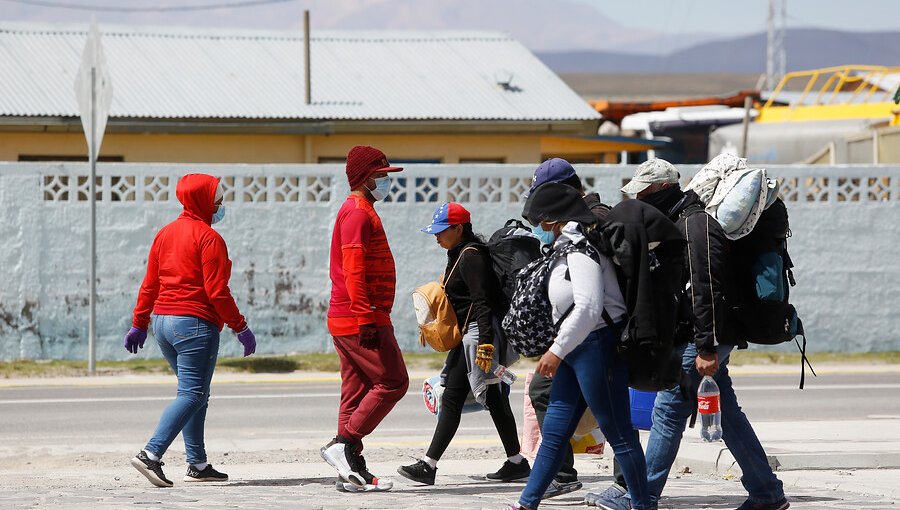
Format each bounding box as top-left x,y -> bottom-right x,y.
237,327 -> 256,357
123,327 -> 147,354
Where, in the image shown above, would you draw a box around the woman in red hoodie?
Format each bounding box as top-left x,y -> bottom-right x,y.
123,173 -> 256,488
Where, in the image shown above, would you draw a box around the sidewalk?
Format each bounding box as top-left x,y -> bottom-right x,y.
1,459 -> 897,509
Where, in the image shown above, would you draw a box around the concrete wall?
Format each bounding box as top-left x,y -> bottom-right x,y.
1,162 -> 898,360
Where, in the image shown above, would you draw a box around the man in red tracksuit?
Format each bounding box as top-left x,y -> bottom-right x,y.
320,145 -> 410,493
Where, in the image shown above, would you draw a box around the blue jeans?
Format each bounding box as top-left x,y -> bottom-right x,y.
519,328 -> 652,510
144,315 -> 220,465
645,343 -> 785,505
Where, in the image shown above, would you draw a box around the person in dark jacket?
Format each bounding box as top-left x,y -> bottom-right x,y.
524,158 -> 611,500
594,159 -> 789,510
398,202 -> 529,486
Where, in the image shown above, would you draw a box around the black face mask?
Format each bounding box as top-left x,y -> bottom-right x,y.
639,185 -> 683,214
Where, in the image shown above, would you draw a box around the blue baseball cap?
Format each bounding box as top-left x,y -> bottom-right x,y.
524,158 -> 577,198
421,202 -> 471,234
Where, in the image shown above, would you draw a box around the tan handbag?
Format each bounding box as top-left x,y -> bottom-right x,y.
412,247 -> 477,352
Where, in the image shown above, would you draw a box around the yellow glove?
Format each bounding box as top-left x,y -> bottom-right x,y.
476,344 -> 495,374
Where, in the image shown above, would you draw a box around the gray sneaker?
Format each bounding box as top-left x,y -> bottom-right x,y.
543,479 -> 583,499
585,484 -> 626,506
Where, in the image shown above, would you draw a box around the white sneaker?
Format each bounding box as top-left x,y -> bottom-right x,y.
335,478 -> 393,492
320,438 -> 365,487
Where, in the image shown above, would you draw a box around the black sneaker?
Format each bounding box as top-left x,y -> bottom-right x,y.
736,497 -> 790,510
543,479 -> 583,499
554,467 -> 578,484
397,460 -> 436,485
320,435 -> 365,487
350,453 -> 393,491
184,464 -> 228,482
130,450 -> 173,488
486,459 -> 531,482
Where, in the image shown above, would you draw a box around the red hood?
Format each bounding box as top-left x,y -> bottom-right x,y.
176,174 -> 219,224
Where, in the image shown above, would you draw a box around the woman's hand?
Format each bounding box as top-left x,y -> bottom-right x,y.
536,351 -> 562,378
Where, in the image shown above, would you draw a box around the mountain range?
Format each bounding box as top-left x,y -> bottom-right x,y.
537,28 -> 900,74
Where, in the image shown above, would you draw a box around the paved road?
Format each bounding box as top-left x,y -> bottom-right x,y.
1,370 -> 899,509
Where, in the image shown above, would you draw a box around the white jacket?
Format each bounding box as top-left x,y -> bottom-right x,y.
547,222 -> 626,360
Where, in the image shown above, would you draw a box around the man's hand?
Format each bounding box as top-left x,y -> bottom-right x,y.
359,324 -> 379,349
536,351 -> 562,378
475,344 -> 494,373
696,351 -> 718,377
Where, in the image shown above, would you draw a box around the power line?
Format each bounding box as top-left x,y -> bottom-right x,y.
2,0 -> 296,12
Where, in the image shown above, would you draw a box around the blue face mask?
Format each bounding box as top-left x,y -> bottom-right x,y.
212,205 -> 225,225
368,176 -> 392,201
532,224 -> 556,245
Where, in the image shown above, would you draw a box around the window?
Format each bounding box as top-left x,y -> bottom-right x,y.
19,155 -> 124,162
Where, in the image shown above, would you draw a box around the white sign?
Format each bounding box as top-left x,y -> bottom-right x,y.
74,21 -> 113,160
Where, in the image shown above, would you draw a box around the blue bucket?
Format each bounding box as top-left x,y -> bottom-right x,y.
629,389 -> 657,431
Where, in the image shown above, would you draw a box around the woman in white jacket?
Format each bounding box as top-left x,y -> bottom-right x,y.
508,183 -> 655,510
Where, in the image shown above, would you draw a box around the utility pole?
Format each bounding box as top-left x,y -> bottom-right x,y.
766,0 -> 787,91
304,10 -> 311,105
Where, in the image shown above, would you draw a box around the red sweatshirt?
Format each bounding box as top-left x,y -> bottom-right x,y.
327,194 -> 396,336
131,174 -> 247,333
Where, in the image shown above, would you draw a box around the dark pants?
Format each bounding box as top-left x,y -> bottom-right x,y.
426,346 -> 521,460
332,325 -> 410,445
529,373 -> 578,483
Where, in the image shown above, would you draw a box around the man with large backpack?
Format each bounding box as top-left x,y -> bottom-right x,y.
593,159 -> 789,510
521,158 -> 611,499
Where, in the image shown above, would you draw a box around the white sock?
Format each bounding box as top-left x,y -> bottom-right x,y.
143,450 -> 159,462
191,462 -> 209,471
423,456 -> 438,469
507,453 -> 524,464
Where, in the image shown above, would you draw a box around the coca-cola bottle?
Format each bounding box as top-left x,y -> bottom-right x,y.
698,375 -> 723,442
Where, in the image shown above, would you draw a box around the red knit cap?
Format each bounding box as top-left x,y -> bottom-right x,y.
345,145 -> 403,190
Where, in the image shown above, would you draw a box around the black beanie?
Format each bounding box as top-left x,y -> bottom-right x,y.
522,182 -> 596,226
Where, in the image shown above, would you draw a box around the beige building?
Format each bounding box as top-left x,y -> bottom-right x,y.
0,23 -> 655,165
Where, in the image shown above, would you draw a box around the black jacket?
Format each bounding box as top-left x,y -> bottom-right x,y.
667,190 -> 742,354
443,238 -> 503,345
602,199 -> 685,345
583,192 -> 611,225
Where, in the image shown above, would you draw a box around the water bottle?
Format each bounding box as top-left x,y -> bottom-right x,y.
493,365 -> 517,385
698,376 -> 723,442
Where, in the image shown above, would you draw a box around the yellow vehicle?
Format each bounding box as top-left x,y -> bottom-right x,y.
758,65 -> 900,126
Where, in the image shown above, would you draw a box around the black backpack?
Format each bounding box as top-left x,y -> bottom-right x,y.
730,198 -> 814,388
501,241 -> 595,357
486,219 -> 543,314
586,200 -> 688,392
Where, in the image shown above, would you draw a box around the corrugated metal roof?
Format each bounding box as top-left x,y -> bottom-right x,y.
0,22 -> 599,122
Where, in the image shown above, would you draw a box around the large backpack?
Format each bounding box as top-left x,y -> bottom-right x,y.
412,247 -> 478,352
730,198 -> 814,387
587,200 -> 688,392
500,242 -> 595,357
486,219 -> 543,313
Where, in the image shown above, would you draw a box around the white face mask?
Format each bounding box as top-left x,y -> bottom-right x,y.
368,176 -> 392,201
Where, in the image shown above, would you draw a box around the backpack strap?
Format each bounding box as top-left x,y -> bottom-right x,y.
441,246 -> 480,286
559,242 -> 617,330
443,246 -> 480,335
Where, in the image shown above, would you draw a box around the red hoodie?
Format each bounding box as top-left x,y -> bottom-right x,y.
131,174 -> 247,333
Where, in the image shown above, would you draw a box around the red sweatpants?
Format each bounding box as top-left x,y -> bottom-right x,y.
332,325 -> 409,444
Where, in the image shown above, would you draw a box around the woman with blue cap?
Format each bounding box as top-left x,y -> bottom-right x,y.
398,202 -> 528,486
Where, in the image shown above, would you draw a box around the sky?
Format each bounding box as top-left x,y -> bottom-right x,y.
0,0 -> 894,53
573,0 -> 897,35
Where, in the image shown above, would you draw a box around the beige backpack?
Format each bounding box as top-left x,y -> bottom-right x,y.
412,247 -> 477,352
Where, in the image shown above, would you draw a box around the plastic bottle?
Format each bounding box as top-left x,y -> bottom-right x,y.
493,365 -> 517,385
698,375 -> 723,442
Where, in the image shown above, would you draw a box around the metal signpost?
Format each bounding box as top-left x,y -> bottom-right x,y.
74,21 -> 113,375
